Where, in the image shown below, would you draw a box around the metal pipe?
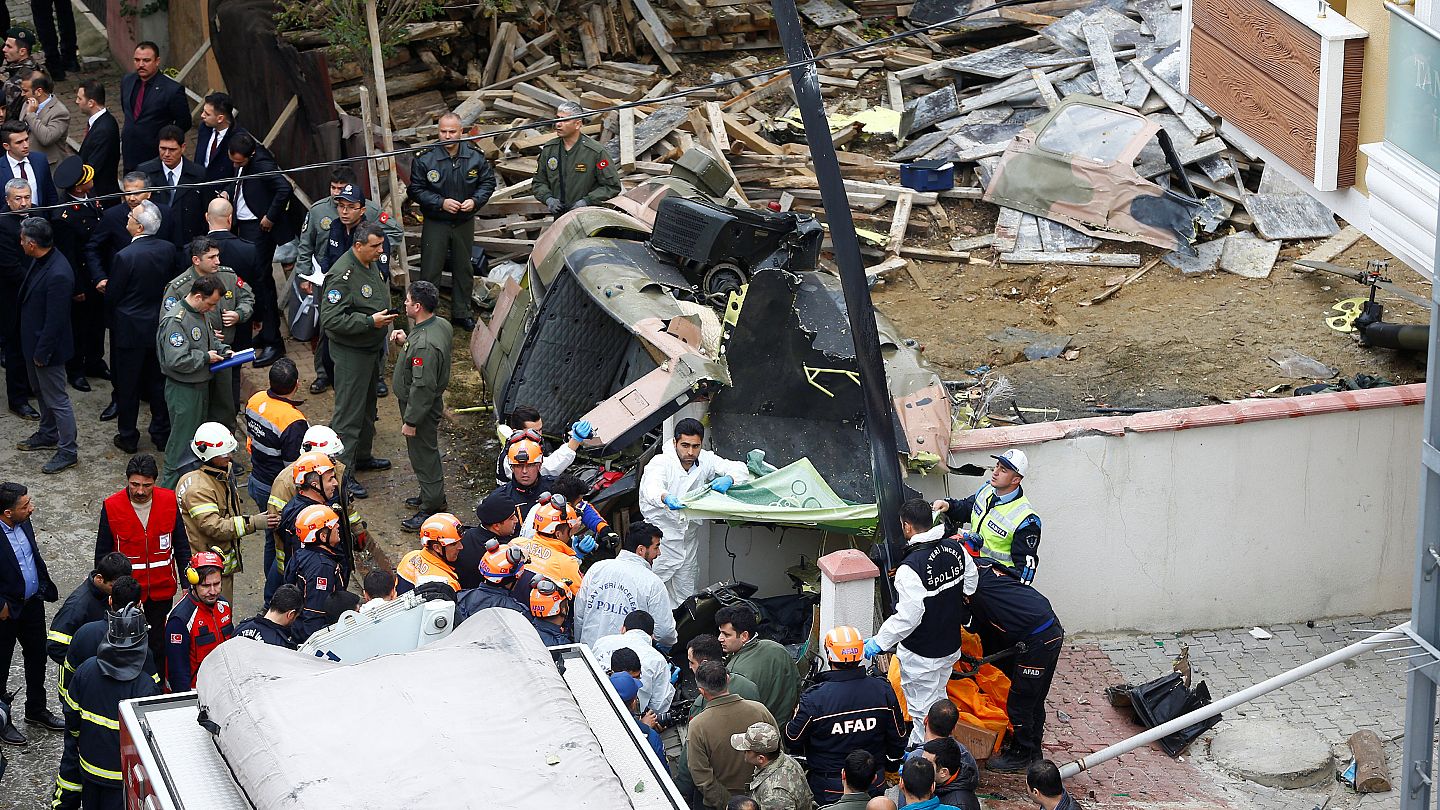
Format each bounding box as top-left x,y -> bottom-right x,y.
1059,623 -> 1410,779
770,0 -> 906,605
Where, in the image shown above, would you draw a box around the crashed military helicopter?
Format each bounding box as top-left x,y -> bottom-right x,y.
470,148 -> 954,520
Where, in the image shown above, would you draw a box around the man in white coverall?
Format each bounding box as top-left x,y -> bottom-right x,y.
638,417 -> 749,609
864,498 -> 978,746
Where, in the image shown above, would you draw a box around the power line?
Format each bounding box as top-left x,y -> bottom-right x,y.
14,0 -> 1033,217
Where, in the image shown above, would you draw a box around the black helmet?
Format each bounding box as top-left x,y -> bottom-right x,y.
97,604 -> 151,681
106,604 -> 149,648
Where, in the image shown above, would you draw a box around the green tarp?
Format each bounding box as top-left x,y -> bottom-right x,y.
681,458 -> 878,534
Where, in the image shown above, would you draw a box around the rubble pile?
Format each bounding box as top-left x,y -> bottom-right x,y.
279,0 -> 1346,282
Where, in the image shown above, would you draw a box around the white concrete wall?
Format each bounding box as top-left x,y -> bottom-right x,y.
699,390 -> 1423,633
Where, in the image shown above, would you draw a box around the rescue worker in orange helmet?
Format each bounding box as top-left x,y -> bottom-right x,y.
528,576 -> 572,646
289,504 -> 344,643
396,512 -> 463,594
784,626 -> 907,804
512,494 -> 583,597
456,539 -> 528,622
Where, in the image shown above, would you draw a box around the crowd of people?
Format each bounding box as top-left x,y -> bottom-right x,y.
0,30 -> 1082,810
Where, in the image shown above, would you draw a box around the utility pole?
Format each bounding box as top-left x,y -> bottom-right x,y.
364,0 -> 411,285
771,0 -> 905,601
1399,193 -> 1440,810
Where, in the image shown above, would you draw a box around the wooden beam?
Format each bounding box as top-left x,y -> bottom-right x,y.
619,106 -> 637,171
175,38 -> 211,83
482,22 -> 516,87
636,22 -> 680,74
705,102 -> 730,154
627,0 -> 675,50
261,96 -> 298,147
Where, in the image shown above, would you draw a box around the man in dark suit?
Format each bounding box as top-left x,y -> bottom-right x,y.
0,120 -> 55,208
105,199 -> 173,454
227,131 -> 293,367
75,79 -> 120,204
0,481 -> 63,746
51,157 -> 106,395
17,215 -> 78,473
119,41 -> 190,173
0,178 -> 37,421
85,171 -> 179,292
196,91 -> 247,183
139,123 -> 209,251
203,196 -> 258,332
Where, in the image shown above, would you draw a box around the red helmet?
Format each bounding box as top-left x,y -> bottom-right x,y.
191,551 -> 225,570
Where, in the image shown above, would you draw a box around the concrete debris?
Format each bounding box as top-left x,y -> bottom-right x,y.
1210,721 -> 1335,789
1164,238 -> 1224,275
1248,626 -> 1273,640
1219,233 -> 1281,279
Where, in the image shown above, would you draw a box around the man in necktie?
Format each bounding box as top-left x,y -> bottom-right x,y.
119,42 -> 189,172
74,80 -> 119,202
138,124 -> 210,250
196,92 -> 246,183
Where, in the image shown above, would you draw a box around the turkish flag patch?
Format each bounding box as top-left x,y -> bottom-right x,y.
170,633 -> 183,644
412,357 -> 423,366
236,278 -> 246,287
317,577 -> 328,589
597,159 -> 609,170
379,212 -> 390,223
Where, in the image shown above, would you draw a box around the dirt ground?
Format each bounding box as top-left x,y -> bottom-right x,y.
875,217 -> 1429,420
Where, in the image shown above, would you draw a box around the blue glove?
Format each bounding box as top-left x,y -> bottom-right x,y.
710,475 -> 734,494
959,530 -> 982,552
670,665 -> 681,685
863,638 -> 883,659
574,534 -> 598,556
570,420 -> 593,441
663,494 -> 685,510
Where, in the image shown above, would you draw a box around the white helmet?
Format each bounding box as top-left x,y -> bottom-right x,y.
191,422 -> 238,462
303,425 -> 345,456
991,448 -> 1029,478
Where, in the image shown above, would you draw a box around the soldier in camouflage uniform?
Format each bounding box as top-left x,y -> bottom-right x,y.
731,722 -> 815,810
318,222 -> 398,475
390,280 -> 453,532
1,29 -> 41,122
532,101 -> 621,215
156,274 -> 228,489
163,236 -> 254,424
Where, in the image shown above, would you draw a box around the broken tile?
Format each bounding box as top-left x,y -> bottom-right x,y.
950,234 -> 997,251
1163,238 -> 1224,274
1244,167 -> 1339,240
901,84 -> 961,138
1218,232 -> 1281,279
1038,216 -> 1101,251
947,44 -> 1049,79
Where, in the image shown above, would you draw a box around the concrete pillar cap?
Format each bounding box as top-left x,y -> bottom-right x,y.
818,549 -> 880,583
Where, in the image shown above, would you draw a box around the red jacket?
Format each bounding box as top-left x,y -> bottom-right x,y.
164,593 -> 234,692
96,490 -> 189,602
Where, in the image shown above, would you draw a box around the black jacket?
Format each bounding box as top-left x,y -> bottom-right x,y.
138,156 -> 211,249
455,582 -> 528,622
79,110 -> 121,201
0,209 -> 26,287
206,229 -> 259,287
119,72 -> 191,172
784,668 -> 906,784
0,152 -> 57,208
235,614 -> 298,649
107,236 -> 176,349
62,618 -> 160,699
50,193 -> 103,290
0,518 -> 58,618
65,653 -> 160,787
407,143 -> 496,222
231,146 -> 296,241
86,200 -> 179,284
47,579 -> 108,664
455,524 -> 505,591
194,124 -> 249,182
966,561 -> 1058,650
19,247 -> 74,366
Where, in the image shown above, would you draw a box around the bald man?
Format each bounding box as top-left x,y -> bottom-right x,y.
405,111 -> 495,332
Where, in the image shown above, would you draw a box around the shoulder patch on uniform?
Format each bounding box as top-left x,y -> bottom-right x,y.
224,290 -> 233,298
316,576 -> 328,590
427,170 -> 440,183
378,211 -> 389,223
190,326 -> 202,341
169,633 -> 182,644
236,277 -> 246,288
412,356 -> 423,367
597,159 -> 609,170
379,253 -> 389,264
163,295 -> 178,310
167,331 -> 184,348
326,289 -> 341,304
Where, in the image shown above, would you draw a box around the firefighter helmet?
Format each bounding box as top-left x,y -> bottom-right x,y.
479,540 -> 525,583
292,451 -> 336,486
302,425 -> 345,456
191,422 -> 237,462
823,625 -> 865,664
297,504 -> 340,545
